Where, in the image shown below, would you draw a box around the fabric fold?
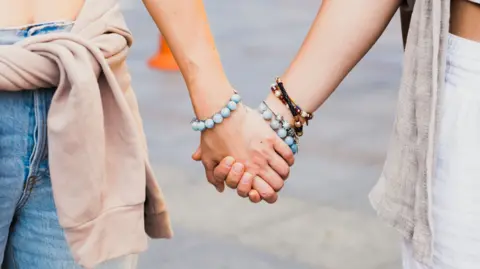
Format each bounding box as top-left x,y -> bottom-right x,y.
0,0 -> 172,267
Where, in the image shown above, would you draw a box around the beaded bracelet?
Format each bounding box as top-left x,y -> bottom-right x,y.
270,77 -> 314,137
191,92 -> 242,132
258,101 -> 299,154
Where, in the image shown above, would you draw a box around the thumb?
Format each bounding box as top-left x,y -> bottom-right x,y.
192,146 -> 202,161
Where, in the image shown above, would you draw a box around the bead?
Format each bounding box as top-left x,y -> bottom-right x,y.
271,84 -> 277,90
290,143 -> 298,154
295,121 -> 302,128
262,110 -> 273,120
231,94 -> 242,103
270,120 -> 280,130
301,111 -> 308,118
283,122 -> 291,129
213,114 -> 223,124
191,121 -> 199,131
277,128 -> 287,138
297,131 -> 303,137
205,119 -> 215,129
197,121 -> 206,131
287,128 -> 296,137
275,90 -> 281,97
227,101 -> 237,111
259,102 -> 267,112
221,107 -> 231,118
284,136 -> 294,146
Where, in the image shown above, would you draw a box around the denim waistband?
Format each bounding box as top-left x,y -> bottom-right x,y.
0,21 -> 74,45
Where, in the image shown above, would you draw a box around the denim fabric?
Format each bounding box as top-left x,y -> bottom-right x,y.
0,22 -> 138,269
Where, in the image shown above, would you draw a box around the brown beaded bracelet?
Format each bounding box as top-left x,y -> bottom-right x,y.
270,77 -> 313,136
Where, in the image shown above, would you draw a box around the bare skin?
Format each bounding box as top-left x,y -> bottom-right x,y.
0,0 -> 292,204
211,0 -> 480,201
2,0 -> 479,204
451,0 -> 480,42
0,0 -> 83,27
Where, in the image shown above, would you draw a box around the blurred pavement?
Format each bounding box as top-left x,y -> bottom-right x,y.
121,1 -> 405,268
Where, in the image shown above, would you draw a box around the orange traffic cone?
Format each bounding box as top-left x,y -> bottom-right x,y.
148,36 -> 179,71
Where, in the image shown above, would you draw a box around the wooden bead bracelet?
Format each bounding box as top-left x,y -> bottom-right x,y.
270,77 -> 313,137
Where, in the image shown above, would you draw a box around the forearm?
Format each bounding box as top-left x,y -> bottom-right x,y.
267,0 -> 402,120
142,0 -> 232,118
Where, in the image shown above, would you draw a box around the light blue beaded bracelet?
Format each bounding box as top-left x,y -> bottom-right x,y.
191,92 -> 242,132
258,101 -> 299,154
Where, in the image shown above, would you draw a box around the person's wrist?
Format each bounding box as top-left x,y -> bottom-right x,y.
281,72 -> 325,114
190,82 -> 237,119
191,90 -> 244,132
264,93 -> 294,125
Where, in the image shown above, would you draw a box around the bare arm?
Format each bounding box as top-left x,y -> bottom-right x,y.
142,0 -> 293,203
266,0 -> 403,120
208,0 -> 404,202
142,0 -> 231,118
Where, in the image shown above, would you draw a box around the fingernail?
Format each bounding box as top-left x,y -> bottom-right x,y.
225,157 -> 234,167
240,172 -> 252,184
233,163 -> 243,173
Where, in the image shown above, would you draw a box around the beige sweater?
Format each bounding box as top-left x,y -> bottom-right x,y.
0,0 -> 173,267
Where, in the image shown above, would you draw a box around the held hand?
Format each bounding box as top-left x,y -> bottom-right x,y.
192,150 -> 271,203
192,104 -> 294,203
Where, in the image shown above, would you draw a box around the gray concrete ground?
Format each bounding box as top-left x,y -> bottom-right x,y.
121,1 -> 405,268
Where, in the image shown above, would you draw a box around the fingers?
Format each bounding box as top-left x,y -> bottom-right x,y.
237,172 -> 254,197
192,146 -> 202,161
213,156 -> 235,187
252,176 -> 277,204
258,166 -> 284,192
268,152 -> 290,180
202,160 -> 224,193
248,189 -> 262,203
225,162 -> 245,189
273,136 -> 295,166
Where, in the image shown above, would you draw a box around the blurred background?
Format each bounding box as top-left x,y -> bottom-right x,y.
120,0 -> 404,268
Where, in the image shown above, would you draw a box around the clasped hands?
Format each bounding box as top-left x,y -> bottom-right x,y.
191,100 -> 295,204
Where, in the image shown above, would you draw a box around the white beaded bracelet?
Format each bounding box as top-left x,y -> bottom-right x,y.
191,92 -> 242,132
258,101 -> 299,154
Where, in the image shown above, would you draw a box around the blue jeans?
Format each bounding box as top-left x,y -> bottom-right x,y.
0,22 -> 138,269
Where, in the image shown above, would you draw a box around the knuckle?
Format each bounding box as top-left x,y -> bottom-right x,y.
265,134 -> 276,144
259,190 -> 275,200
286,151 -> 295,165
213,170 -> 227,181
253,155 -> 269,169
261,171 -> 284,191
260,147 -> 271,158
280,166 -> 290,180
251,148 -> 264,159
202,159 -> 214,169
236,183 -> 250,196
272,180 -> 284,192
249,158 -> 263,173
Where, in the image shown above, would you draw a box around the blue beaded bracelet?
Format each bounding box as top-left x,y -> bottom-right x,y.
191,92 -> 242,132
258,102 -> 299,154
